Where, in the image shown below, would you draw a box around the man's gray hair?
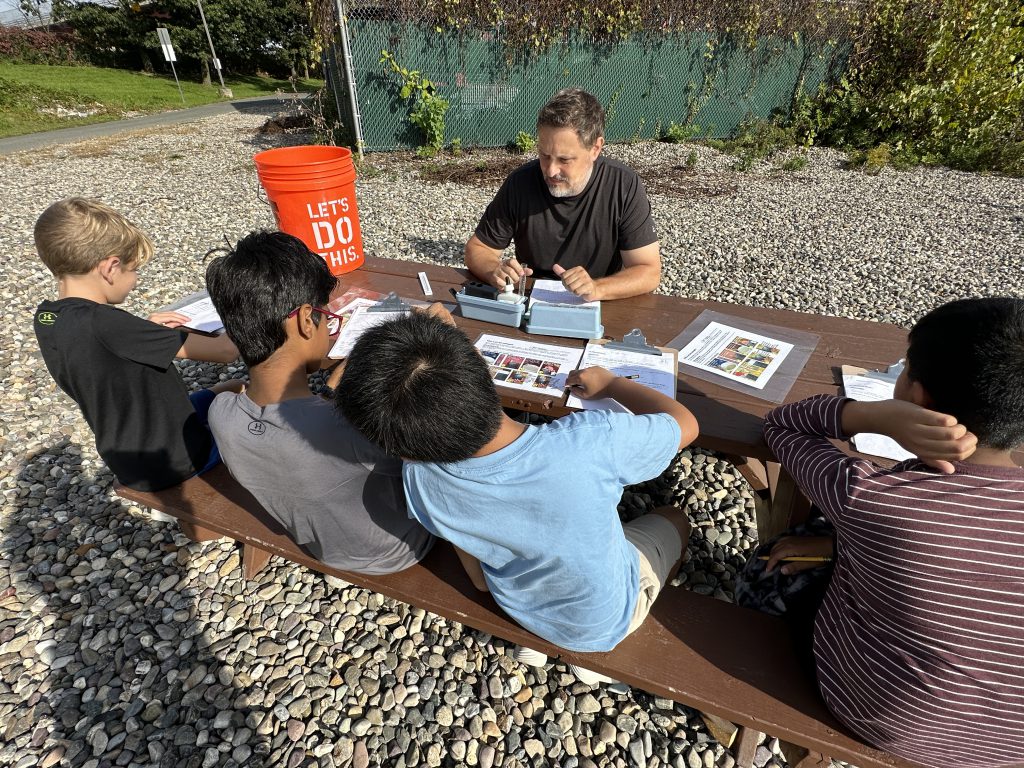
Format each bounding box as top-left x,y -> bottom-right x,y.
536,88 -> 605,148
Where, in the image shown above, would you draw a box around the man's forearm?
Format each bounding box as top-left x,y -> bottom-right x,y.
465,238 -> 502,283
592,262 -> 660,300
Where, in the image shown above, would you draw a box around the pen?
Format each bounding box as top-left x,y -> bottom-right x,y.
623,374 -> 641,380
757,555 -> 832,563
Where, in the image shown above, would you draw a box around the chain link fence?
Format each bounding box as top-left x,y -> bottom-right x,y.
324,0 -> 861,151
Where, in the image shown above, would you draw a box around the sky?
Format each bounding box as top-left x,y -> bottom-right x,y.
0,0 -> 52,25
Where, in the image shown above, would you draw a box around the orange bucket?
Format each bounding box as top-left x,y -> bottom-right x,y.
253,145 -> 365,275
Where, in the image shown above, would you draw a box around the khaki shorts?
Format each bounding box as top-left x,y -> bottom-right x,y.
623,514 -> 684,635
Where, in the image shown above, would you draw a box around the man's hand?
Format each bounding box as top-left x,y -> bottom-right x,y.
565,366 -> 619,400
487,258 -> 532,290
552,264 -> 599,301
763,535 -> 834,576
148,311 -> 190,328
415,302 -> 457,326
843,400 -> 977,473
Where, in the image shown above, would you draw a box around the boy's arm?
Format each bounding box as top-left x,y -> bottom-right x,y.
566,366 -> 698,449
840,399 -> 976,473
762,395 -> 862,521
453,546 -> 489,593
177,332 -> 239,364
764,395 -> 976,520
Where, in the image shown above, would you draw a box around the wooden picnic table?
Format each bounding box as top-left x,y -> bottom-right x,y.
337,255 -> 911,538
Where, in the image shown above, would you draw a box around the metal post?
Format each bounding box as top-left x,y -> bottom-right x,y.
334,0 -> 365,159
156,27 -> 186,104
169,60 -> 186,104
196,0 -> 230,96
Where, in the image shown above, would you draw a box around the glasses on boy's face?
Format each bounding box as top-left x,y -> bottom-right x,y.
287,305 -> 345,336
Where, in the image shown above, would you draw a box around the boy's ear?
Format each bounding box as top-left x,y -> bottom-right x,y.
97,256 -> 120,285
290,304 -> 317,341
907,379 -> 934,408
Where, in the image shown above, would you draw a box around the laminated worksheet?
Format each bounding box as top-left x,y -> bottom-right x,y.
566,339 -> 678,413
677,321 -> 793,391
842,364 -> 914,462
161,290 -> 223,334
475,334 -> 583,398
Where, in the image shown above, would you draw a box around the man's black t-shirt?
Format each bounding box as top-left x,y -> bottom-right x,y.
474,155 -> 658,279
34,298 -> 209,491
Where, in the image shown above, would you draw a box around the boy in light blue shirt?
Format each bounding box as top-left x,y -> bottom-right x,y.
336,312 -> 697,684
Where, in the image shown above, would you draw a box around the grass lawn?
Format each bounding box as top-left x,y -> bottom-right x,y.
0,62 -> 324,138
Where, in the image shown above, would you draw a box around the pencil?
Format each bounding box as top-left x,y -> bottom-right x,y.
757,555 -> 832,563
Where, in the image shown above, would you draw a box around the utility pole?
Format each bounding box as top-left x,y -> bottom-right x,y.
196,0 -> 232,97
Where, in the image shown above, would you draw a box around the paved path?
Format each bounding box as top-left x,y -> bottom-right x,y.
0,93 -> 307,156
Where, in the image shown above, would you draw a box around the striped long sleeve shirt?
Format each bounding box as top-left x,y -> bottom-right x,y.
764,395 -> 1024,768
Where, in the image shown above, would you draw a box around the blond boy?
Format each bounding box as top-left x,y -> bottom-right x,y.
33,197 -> 239,491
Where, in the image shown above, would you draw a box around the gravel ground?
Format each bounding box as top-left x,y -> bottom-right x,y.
1,101 -> 1022,768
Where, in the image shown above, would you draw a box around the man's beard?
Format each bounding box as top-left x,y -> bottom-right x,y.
546,167 -> 593,198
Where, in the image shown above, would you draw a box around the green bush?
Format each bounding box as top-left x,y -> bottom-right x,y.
661,122 -> 700,143
512,130 -> 536,154
380,49 -> 449,154
819,0 -> 1024,175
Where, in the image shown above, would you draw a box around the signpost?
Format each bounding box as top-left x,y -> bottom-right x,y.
155,27 -> 185,105
196,0 -> 232,98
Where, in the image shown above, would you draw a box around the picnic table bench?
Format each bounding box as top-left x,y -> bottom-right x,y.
115,465 -> 926,768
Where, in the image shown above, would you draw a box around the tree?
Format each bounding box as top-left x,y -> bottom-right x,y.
51,0 -> 154,70
51,0 -> 316,80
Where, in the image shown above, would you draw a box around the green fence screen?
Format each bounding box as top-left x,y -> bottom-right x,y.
326,5 -> 851,151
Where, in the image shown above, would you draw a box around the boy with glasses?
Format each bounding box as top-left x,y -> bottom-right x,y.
205,231 -> 433,574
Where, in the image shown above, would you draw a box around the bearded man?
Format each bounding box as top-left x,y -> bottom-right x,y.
464,88 -> 661,302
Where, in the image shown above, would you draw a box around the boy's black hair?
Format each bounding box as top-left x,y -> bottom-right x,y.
335,312 -> 503,462
205,231 -> 337,367
907,297 -> 1024,451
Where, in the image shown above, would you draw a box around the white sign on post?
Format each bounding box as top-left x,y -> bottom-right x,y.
213,57 -> 222,71
156,27 -> 185,104
156,27 -> 176,62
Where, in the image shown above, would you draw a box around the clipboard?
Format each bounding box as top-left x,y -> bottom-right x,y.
366,292 -> 412,313
566,331 -> 679,412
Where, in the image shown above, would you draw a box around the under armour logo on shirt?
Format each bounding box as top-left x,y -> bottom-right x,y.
37,311 -> 57,325
247,421 -> 266,436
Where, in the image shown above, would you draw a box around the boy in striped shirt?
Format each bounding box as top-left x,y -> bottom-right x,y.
738,297 -> 1024,768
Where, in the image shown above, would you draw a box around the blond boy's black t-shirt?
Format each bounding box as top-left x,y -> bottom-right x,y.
474,155 -> 658,279
34,298 -> 209,491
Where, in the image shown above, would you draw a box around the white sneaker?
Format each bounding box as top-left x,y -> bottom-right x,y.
513,645 -> 549,667
569,663 -> 628,694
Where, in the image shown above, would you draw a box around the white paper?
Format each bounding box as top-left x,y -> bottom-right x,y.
475,334 -> 584,397
328,306 -> 408,359
566,342 -> 677,413
528,279 -> 600,310
842,373 -> 915,462
173,294 -> 223,334
678,321 -> 793,390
